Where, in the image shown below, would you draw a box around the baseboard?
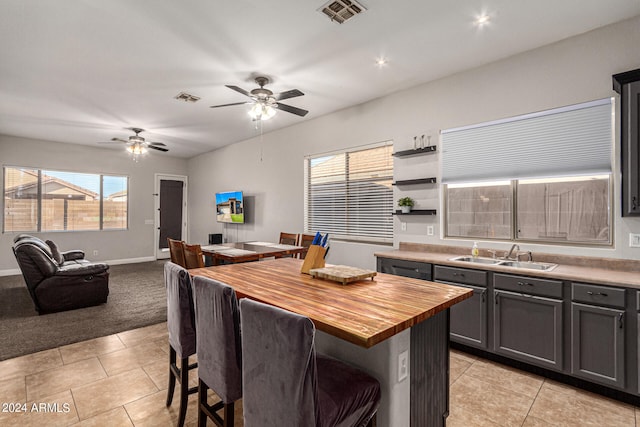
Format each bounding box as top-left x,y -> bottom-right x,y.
0,256 -> 160,277
0,268 -> 21,277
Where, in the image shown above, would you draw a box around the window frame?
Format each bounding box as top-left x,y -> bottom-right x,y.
3,165 -> 129,233
304,142 -> 394,244
443,174 -> 613,247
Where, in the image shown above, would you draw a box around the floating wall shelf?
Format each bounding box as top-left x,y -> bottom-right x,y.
392,177 -> 437,186
393,209 -> 437,216
392,146 -> 437,158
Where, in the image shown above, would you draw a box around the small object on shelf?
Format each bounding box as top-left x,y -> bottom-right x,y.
309,265 -> 377,285
397,197 -> 414,213
472,242 -> 479,258
420,134 -> 425,148
392,145 -> 437,157
413,136 -> 418,149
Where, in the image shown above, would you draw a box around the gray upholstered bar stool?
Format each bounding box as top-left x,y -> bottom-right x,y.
239,299 -> 381,427
165,262 -> 199,427
192,276 -> 243,427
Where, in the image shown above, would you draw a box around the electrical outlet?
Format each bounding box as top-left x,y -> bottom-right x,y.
427,225 -> 434,236
401,222 -> 407,231
93,250 -> 98,256
398,350 -> 408,382
630,233 -> 640,248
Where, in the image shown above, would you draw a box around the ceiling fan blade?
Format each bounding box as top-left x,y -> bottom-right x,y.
147,145 -> 169,152
225,85 -> 252,97
97,140 -> 124,144
274,102 -> 309,117
273,89 -> 304,101
210,101 -> 252,108
110,138 -> 128,143
149,142 -> 166,146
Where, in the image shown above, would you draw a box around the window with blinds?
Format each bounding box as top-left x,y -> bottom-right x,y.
441,99 -> 613,246
305,143 -> 393,243
3,166 -> 128,232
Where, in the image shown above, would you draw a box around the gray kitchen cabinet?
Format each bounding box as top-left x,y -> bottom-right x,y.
376,257 -> 432,280
571,282 -> 626,389
493,273 -> 563,371
613,69 -> 640,216
434,266 -> 488,349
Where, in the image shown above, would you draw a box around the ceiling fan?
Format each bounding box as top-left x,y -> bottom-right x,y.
99,128 -> 169,153
210,76 -> 309,120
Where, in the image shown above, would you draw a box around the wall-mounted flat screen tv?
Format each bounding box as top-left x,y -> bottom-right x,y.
215,191 -> 244,223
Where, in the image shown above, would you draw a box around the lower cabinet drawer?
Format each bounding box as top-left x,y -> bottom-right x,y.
494,273 -> 562,299
377,258 -> 432,281
572,283 -> 626,308
433,266 -> 487,287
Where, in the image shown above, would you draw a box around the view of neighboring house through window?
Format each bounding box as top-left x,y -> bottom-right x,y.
305,143 -> 393,243
3,167 -> 128,232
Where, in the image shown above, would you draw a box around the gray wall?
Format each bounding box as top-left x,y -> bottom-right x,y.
188,16 -> 640,265
1,135 -> 187,273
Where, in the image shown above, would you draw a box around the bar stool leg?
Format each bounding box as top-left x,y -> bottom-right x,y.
166,346 -> 177,406
177,356 -> 189,427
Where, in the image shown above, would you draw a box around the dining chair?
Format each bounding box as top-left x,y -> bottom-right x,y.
297,233 -> 315,259
164,262 -> 198,427
184,243 -> 205,269
168,238 -> 187,268
279,232 -> 298,246
239,299 -> 381,427
192,276 -> 242,427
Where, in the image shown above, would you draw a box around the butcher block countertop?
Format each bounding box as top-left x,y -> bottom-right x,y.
375,243 -> 640,290
190,257 -> 472,348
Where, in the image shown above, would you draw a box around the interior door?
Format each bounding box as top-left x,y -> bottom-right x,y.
155,174 -> 187,259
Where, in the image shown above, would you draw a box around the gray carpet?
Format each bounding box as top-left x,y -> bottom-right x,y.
0,260 -> 167,361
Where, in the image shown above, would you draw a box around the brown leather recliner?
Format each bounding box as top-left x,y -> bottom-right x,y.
12,234 -> 110,314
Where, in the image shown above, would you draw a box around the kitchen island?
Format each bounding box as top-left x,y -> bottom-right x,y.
190,257 -> 472,427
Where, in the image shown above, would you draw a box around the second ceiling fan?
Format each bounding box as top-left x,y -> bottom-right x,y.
210,76 -> 309,120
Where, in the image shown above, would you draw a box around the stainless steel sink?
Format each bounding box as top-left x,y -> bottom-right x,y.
450,256 -> 558,271
449,256 -> 501,265
497,261 -> 558,271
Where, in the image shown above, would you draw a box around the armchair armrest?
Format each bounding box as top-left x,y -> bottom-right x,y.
57,263 -> 109,276
62,250 -> 85,261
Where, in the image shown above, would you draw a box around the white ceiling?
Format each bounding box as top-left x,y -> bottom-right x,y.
1,1 -> 639,158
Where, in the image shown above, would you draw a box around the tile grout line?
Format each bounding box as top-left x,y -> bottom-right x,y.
520,377 -> 545,426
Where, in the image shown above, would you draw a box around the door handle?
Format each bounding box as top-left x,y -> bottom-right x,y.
618,313 -> 624,329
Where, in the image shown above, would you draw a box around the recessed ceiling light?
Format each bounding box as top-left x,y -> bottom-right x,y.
474,14 -> 491,27
375,57 -> 388,67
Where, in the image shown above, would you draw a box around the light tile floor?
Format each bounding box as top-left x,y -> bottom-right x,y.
0,322 -> 637,426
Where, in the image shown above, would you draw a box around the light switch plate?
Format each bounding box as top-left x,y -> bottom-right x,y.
630,233 -> 640,248
401,222 -> 407,231
427,225 -> 434,236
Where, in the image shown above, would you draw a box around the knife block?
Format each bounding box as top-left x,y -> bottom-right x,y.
300,245 -> 326,274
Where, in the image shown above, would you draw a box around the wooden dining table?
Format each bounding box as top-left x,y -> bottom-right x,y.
200,241 -> 306,265
190,257 -> 472,427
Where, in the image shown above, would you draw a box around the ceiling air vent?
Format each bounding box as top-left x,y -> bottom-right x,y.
319,0 -> 366,24
174,92 -> 201,103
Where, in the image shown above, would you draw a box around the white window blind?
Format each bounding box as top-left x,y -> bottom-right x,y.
305,143 -> 393,243
441,98 -> 613,183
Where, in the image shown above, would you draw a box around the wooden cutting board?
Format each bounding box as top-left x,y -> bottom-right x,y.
309,265 -> 377,285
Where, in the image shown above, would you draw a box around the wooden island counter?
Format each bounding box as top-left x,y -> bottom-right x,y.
190,257 -> 472,427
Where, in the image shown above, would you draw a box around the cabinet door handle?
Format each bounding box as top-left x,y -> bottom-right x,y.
587,291 -> 608,297
618,313 -> 624,329
394,265 -> 420,273
494,291 -> 499,305
480,288 -> 486,303
453,272 -> 465,277
517,281 -> 533,286
632,196 -> 638,210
